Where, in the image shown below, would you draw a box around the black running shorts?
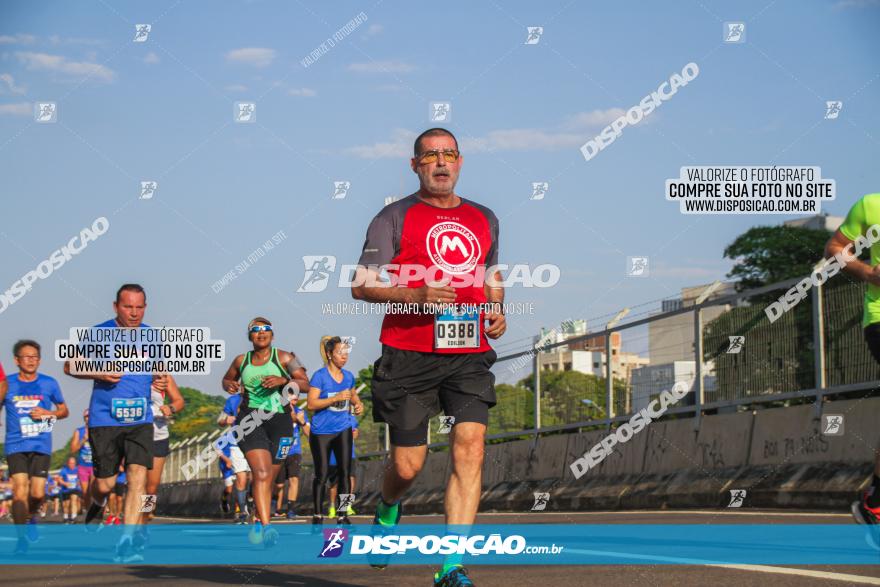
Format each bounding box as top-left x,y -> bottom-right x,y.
7,451 -> 50,478
89,424 -> 154,478
371,345 -> 497,447
236,409 -> 294,464
274,453 -> 302,483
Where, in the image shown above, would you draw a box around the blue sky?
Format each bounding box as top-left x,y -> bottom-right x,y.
1,0 -> 879,441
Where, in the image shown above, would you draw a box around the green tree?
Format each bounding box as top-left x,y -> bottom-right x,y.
723,225 -> 832,290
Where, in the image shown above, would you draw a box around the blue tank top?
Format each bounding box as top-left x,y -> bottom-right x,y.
87,319 -> 154,428
75,426 -> 93,466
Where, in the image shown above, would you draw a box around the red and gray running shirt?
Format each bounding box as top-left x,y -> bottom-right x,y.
358,193 -> 499,354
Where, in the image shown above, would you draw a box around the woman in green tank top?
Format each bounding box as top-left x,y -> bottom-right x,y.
220,317 -> 309,546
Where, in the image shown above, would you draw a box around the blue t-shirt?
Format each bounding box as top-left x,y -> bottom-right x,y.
3,373 -> 65,455
75,426 -> 93,466
87,319 -> 154,428
59,466 -> 79,492
222,394 -> 242,447
291,406 -> 309,456
46,477 -> 60,496
330,414 -> 358,465
308,367 -> 356,435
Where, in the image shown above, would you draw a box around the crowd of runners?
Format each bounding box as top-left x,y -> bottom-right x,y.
11,128 -> 879,587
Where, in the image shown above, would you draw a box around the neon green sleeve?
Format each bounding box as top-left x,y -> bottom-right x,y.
839,196 -> 867,241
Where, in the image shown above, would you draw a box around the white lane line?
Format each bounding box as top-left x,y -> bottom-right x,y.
715,564 -> 880,585
568,548 -> 880,585
400,510 -> 850,519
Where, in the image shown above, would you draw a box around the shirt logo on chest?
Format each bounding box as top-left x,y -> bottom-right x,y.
426,222 -> 481,275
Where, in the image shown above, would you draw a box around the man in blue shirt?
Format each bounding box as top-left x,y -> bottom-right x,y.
1,339 -> 69,554
63,283 -> 174,562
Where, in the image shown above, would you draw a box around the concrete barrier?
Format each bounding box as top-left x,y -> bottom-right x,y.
158,398 -> 880,517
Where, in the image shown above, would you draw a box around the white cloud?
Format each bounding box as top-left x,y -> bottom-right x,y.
225,84 -> 248,92
834,0 -> 880,7
364,24 -> 383,38
0,34 -> 36,45
15,51 -> 115,82
0,101 -> 31,116
0,73 -> 26,95
565,109 -> 627,129
288,87 -> 316,97
343,110 -> 630,158
143,52 -> 160,65
347,60 -> 415,74
225,47 -> 276,68
343,128 -> 415,159
48,35 -> 106,46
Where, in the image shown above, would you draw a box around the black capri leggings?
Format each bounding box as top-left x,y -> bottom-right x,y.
309,428 -> 353,516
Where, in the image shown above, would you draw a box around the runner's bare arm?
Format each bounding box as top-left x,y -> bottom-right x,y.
307,386 -> 351,410
826,230 -> 880,286
351,265 -> 457,305
0,380 -> 6,405
280,350 -> 310,396
161,376 -> 185,417
31,402 -> 69,421
221,355 -> 245,394
70,428 -> 85,452
484,268 -> 506,339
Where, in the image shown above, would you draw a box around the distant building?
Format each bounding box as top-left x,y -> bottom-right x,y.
384,196 -> 398,206
783,213 -> 843,232
535,319 -> 650,387
649,282 -> 736,365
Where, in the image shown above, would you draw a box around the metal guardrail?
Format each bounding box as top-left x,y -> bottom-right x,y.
166,275 -> 880,470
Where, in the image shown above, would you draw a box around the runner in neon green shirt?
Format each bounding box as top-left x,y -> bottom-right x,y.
826,192 -> 880,538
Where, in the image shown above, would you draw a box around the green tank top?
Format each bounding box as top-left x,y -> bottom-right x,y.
240,347 -> 287,413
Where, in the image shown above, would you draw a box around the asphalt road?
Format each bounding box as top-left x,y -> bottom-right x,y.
3,510 -> 879,586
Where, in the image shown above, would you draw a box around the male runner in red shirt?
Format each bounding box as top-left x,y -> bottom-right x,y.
353,128 -> 506,587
